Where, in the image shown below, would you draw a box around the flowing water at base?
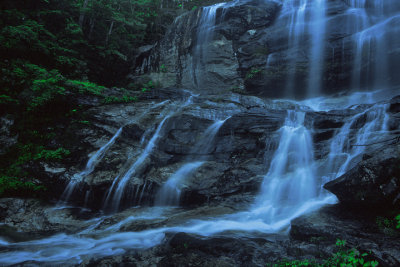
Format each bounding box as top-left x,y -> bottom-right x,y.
0,92 -> 393,265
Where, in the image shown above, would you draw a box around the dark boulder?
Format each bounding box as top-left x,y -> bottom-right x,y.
324,143 -> 400,209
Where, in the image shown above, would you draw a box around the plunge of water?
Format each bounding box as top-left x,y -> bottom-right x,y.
59,127 -> 123,204
325,104 -> 389,179
155,117 -> 229,206
192,3 -> 225,87
104,115 -> 170,212
280,0 -> 327,97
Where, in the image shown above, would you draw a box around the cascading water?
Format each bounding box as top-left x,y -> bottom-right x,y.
103,94 -> 196,212
274,0 -> 400,97
155,161 -> 204,206
252,111 -> 318,224
155,117 -> 229,206
325,104 -> 389,179
104,115 -> 170,212
192,2 -> 225,87
1,1 -> 399,265
279,0 -> 327,97
58,127 -> 123,204
347,0 -> 400,90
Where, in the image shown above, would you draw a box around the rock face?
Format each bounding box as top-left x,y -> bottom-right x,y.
134,0 -> 400,98
0,115 -> 17,156
324,143 -> 400,209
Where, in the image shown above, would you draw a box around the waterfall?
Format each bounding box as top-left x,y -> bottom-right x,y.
283,0 -> 307,97
280,0 -> 327,97
275,0 -> 400,97
155,117 -> 229,206
104,115 -> 170,212
155,161 -> 204,206
307,0 -> 326,97
325,104 -> 389,179
347,0 -> 400,90
192,2 -> 225,87
252,111 -> 318,224
58,127 -> 123,204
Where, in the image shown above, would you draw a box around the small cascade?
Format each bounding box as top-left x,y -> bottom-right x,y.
307,0 -> 326,97
349,0 -> 400,90
325,104 -> 389,179
59,127 -> 123,204
104,115 -> 170,212
192,3 -> 225,87
252,110 -> 319,224
155,161 -> 204,206
283,0 -> 307,97
155,117 -> 229,206
280,0 -> 327,97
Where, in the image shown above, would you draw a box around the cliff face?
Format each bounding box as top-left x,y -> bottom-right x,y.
134,0 -> 400,98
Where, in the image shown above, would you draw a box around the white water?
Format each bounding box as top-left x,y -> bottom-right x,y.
104,115 -> 170,212
280,0 -> 327,97
155,117 -> 229,206
59,127 -> 123,204
0,94 -> 394,265
192,2 -> 226,87
155,161 -> 205,206
278,0 -> 400,96
1,1 -> 399,264
325,104 -> 389,179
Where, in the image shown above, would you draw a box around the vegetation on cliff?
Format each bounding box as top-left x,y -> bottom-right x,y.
0,0 -> 227,197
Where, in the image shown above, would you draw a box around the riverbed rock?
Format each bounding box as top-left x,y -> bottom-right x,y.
0,198 -> 94,240
290,205 -> 400,266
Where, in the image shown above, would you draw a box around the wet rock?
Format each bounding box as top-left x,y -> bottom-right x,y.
0,115 -> 17,155
0,198 -> 94,240
324,143 -> 400,209
290,205 -> 400,266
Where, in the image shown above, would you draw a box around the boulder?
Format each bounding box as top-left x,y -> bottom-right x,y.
324,143 -> 400,209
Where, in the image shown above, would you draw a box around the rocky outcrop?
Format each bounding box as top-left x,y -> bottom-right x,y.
324,143 -> 400,209
290,205 -> 400,266
134,0 -> 281,95
134,0 -> 400,98
0,198 -> 94,240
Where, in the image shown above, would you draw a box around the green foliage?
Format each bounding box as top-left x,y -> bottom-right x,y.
396,214 -> 400,229
34,147 -> 71,160
103,95 -> 138,104
160,64 -> 168,73
67,80 -> 105,96
375,215 -> 400,236
324,239 -> 379,267
141,80 -> 155,92
0,175 -> 46,197
270,240 -> 379,267
0,95 -> 19,104
245,67 -> 263,80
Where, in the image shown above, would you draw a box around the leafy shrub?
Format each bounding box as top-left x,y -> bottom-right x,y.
245,68 -> 262,80
67,80 -> 105,96
0,175 -> 46,197
103,95 -> 138,104
270,239 -> 379,267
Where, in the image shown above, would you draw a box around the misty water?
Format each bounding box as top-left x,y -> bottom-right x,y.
0,0 -> 399,265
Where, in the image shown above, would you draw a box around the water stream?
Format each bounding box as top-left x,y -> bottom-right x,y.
155,117 -> 229,206
0,0 -> 399,265
58,127 -> 123,204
